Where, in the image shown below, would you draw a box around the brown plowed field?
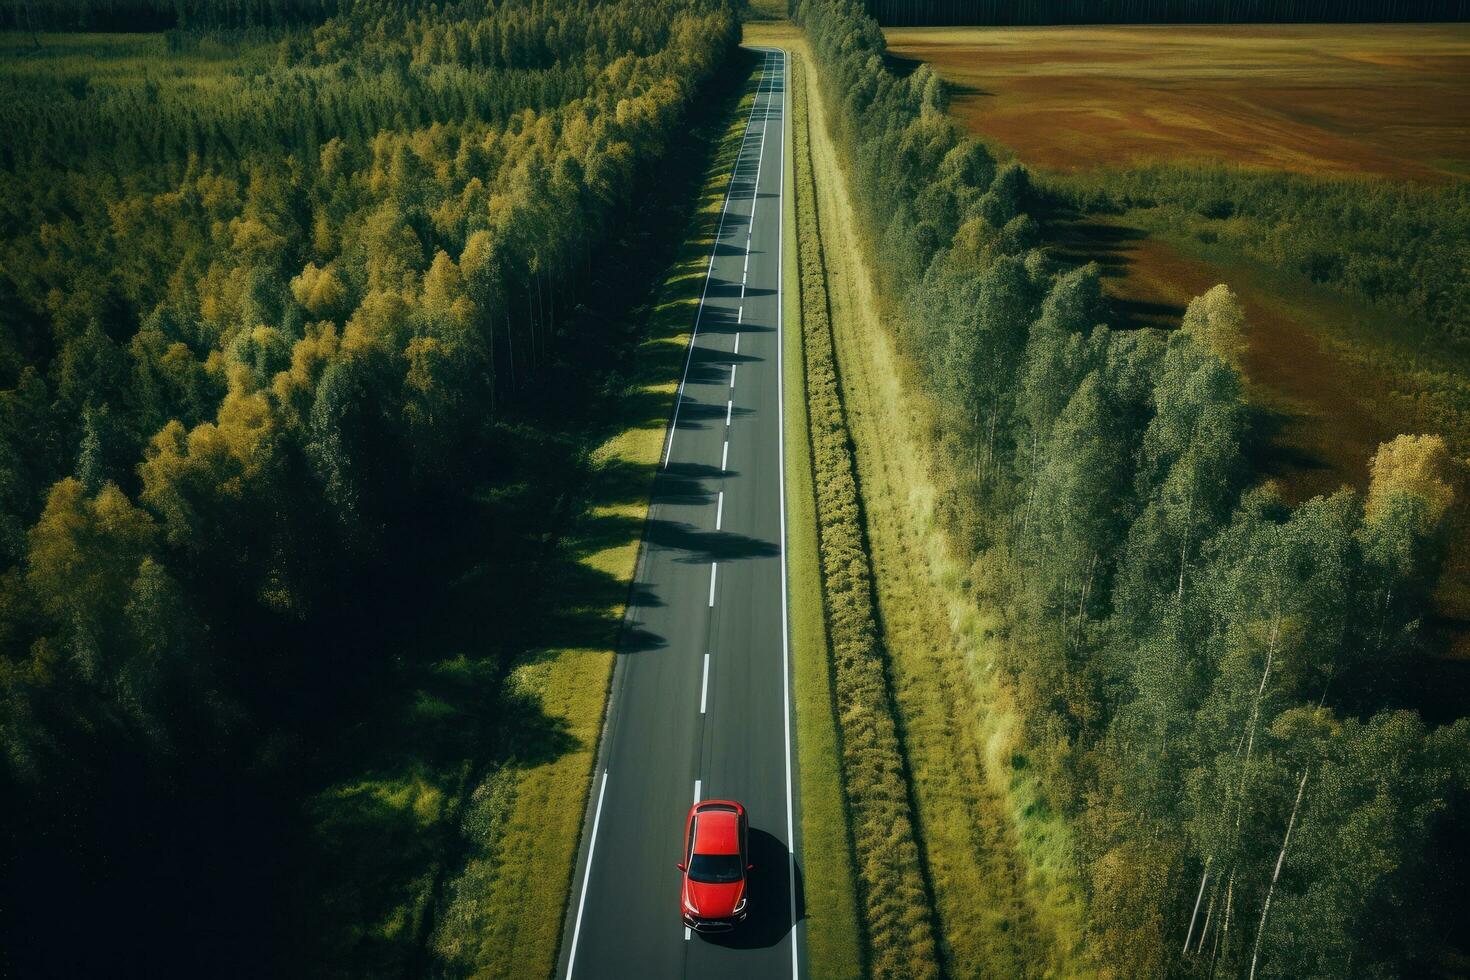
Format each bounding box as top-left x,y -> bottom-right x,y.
885,24 -> 1470,181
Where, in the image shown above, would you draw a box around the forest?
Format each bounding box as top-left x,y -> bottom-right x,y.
0,0 -> 737,972
793,0 -> 1470,975
860,0 -> 1470,25
2,0 -> 341,32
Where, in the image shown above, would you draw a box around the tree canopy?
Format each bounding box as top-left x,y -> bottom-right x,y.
0,0 -> 737,971
796,0 -> 1470,973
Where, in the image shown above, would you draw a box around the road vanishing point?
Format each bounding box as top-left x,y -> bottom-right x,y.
556,48 -> 804,980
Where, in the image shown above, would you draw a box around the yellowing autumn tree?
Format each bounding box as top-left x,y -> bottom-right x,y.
1364,433 -> 1455,535
1180,283 -> 1249,371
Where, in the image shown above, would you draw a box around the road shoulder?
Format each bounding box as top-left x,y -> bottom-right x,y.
778,45 -> 866,980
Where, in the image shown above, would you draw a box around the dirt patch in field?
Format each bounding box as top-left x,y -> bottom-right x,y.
885,24 -> 1470,182
1051,216 -> 1397,498
1051,214 -> 1470,671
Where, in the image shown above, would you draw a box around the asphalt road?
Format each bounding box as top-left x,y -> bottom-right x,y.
556,48 -> 803,980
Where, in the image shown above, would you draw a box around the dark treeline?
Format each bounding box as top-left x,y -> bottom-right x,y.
1056,165 -> 1470,345
0,0 -> 737,972
860,0 -> 1470,25
796,0 -> 1470,976
3,0 -> 340,31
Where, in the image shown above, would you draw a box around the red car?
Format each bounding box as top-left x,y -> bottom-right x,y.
678,799 -> 750,932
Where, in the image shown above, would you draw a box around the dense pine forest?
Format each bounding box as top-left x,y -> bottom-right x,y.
2,0 -> 340,31
0,0 -> 736,972
861,0 -> 1470,25
794,0 -> 1470,976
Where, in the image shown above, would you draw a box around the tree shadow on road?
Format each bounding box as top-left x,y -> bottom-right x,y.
644,517 -> 778,563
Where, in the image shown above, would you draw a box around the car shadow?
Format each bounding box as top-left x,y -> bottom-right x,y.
699,827 -> 805,950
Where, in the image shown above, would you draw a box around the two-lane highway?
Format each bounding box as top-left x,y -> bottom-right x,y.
557,49 -> 801,980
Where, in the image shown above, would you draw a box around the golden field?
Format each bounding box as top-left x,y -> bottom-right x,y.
884,24 -> 1470,181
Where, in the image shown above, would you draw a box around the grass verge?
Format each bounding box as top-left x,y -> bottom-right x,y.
796,30 -> 1096,977
780,49 -> 865,980
790,44 -> 943,980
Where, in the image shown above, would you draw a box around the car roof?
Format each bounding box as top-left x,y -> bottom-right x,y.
693,806 -> 740,855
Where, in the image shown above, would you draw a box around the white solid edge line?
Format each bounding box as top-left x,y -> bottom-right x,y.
565,769 -> 609,980
708,562 -> 718,607
716,489 -> 724,530
773,49 -> 800,980
701,653 -> 710,714
663,52 -> 772,469
694,779 -> 702,804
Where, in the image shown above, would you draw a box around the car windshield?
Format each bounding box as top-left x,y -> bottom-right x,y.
687,853 -> 742,884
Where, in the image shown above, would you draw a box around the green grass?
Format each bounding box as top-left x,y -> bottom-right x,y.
781,49 -> 865,980
794,31 -> 1095,977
